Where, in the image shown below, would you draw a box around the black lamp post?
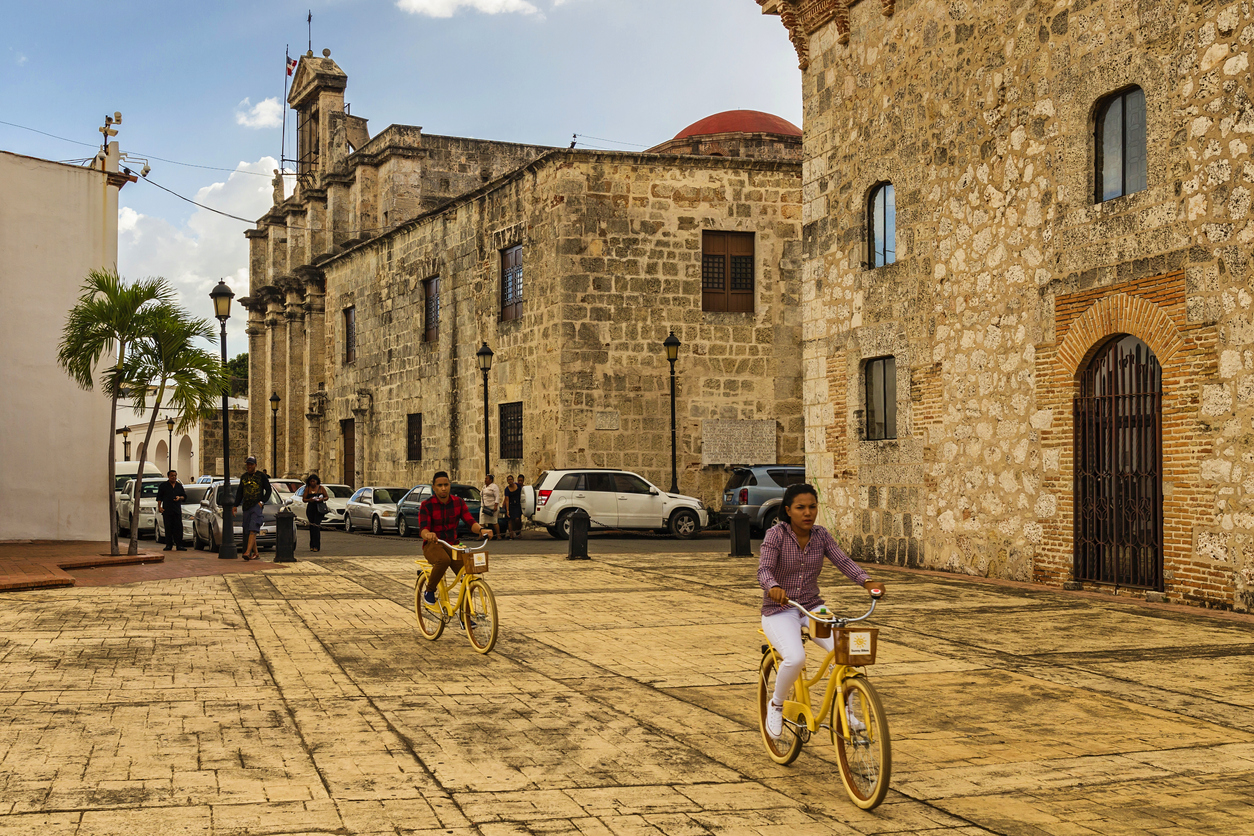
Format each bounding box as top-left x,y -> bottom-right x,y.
663,331 -> 681,494
166,416 -> 175,472
269,392 -> 281,476
210,279 -> 237,560
122,426 -> 131,461
476,342 -> 494,477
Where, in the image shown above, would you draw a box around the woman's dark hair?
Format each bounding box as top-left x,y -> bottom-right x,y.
779,483 -> 819,525
305,473 -> 321,486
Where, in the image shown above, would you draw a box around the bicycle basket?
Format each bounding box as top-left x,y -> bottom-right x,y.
832,627 -> 877,665
461,550 -> 489,574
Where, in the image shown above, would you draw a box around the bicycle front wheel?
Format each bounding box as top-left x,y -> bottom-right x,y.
463,578 -> 498,654
414,571 -> 444,640
833,675 -> 891,810
758,650 -> 803,765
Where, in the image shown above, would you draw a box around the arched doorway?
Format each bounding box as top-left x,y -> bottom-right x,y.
178,436 -> 194,477
1073,334 -> 1163,590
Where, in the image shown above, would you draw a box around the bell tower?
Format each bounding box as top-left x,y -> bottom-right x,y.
287,48 -> 348,188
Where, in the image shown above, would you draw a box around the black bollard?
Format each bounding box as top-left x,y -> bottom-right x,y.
729,509 -> 753,557
274,508 -> 298,563
567,508 -> 591,560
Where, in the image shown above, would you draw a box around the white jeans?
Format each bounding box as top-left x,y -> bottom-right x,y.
762,609 -> 834,706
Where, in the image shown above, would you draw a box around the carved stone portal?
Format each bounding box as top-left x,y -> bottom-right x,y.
759,0 -> 894,67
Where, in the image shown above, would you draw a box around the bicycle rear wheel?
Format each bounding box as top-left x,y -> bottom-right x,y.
758,650 -> 803,764
463,578 -> 498,654
833,675 -> 891,810
414,571 -> 444,640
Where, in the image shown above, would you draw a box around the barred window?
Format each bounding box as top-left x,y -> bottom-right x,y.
423,277 -> 439,343
499,402 -> 523,460
868,183 -> 896,268
407,413 -> 422,462
501,245 -> 523,322
1096,86 -> 1147,203
865,356 -> 897,441
343,306 -> 356,364
701,231 -> 754,313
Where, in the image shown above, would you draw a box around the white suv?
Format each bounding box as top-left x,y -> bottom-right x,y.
524,469 -> 709,539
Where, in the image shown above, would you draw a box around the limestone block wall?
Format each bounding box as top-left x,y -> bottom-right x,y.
777,0 -> 1254,609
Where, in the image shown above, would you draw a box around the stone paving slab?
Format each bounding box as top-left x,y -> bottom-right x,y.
0,541 -> 168,591
1,551 -> 1253,835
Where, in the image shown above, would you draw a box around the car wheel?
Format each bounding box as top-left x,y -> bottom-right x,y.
192,526 -> 205,550
117,515 -> 129,537
554,510 -> 575,540
345,514 -> 354,534
669,508 -> 700,540
546,525 -> 561,539
371,516 -> 383,536
761,508 -> 780,531
398,516 -> 409,538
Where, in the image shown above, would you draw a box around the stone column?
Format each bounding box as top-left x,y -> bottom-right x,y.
265,297 -> 287,471
306,390 -> 325,478
352,392 -> 372,489
284,287 -> 307,478
304,280 -> 327,477
246,310 -> 267,468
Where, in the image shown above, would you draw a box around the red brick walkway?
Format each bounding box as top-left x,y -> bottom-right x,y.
0,541 -> 284,590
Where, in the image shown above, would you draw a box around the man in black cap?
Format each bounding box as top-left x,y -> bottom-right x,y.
233,456 -> 270,560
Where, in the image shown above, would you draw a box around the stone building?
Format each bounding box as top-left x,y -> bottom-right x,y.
244,50 -> 804,508
757,0 -> 1254,610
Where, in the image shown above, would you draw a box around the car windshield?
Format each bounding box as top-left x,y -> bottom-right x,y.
327,485 -> 354,498
183,486 -> 210,504
452,485 -> 481,502
374,488 -> 407,504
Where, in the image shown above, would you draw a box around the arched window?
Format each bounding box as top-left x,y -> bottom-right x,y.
1095,86 -> 1147,203
867,183 -> 895,268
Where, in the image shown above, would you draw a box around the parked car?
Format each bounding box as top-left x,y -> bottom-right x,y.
270,478 -> 306,494
525,469 -> 709,540
290,483 -> 354,529
154,484 -> 213,544
194,475 -> 215,484
719,465 -> 807,533
116,478 -> 164,537
344,486 -> 410,535
396,483 -> 482,537
114,461 -> 164,506
190,480 -> 290,551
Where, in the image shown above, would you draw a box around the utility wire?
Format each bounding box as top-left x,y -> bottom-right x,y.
574,133 -> 649,148
0,118 -> 97,148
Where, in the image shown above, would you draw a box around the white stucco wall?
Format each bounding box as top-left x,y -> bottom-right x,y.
0,149 -> 120,540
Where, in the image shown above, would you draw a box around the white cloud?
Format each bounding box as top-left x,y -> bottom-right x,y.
234,97 -> 283,129
119,158 -> 284,356
396,0 -> 540,17
10,48 -> 26,66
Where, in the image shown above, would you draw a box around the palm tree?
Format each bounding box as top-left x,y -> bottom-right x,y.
122,308 -> 229,555
58,269 -> 175,555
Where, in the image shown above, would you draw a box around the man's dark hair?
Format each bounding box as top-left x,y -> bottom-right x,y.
167,470 -> 176,477
433,471 -> 450,483
780,483 -> 819,525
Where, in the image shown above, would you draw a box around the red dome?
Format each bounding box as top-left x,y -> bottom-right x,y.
673,110 -> 801,140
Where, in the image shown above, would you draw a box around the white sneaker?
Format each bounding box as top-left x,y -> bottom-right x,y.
766,700 -> 784,738
846,694 -> 867,735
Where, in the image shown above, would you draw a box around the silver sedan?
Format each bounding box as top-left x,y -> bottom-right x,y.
344,486 -> 409,535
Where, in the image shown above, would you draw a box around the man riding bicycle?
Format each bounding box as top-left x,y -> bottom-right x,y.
419,471 -> 494,607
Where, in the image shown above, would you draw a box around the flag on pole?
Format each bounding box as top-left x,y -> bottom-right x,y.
287,56 -> 298,76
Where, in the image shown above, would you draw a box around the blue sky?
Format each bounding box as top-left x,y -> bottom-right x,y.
3,0 -> 799,348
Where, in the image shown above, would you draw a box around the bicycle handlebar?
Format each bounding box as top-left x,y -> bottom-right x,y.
787,596 -> 878,625
435,537 -> 490,551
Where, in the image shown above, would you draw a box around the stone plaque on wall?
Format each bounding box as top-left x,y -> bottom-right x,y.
595,411 -> 620,431
701,419 -> 777,465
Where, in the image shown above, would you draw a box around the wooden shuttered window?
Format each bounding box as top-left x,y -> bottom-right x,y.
499,402 -> 523,460
343,306 -> 357,364
501,245 -> 523,322
423,277 -> 439,343
701,231 -> 754,313
407,413 -> 422,461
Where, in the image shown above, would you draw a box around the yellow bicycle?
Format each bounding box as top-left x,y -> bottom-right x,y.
758,593 -> 890,809
414,538 -> 498,653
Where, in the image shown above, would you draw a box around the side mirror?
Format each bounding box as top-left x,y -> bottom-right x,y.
649,488 -> 659,496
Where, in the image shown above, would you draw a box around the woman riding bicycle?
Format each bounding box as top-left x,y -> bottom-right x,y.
758,483 -> 884,738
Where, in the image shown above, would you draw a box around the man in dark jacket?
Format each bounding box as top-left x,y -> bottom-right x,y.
156,470 -> 188,551
233,456 -> 271,560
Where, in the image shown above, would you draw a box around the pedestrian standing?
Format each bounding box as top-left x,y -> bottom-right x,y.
480,474 -> 501,539
302,474 -> 329,553
233,456 -> 271,561
502,474 -> 523,540
156,470 -> 188,551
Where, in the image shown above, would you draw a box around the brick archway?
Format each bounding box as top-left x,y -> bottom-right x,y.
1056,293 -> 1184,378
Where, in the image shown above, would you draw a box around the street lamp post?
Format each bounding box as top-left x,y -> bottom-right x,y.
269,392 -> 281,476
663,331 -> 681,494
166,416 -> 175,472
476,342 -> 494,477
122,426 -> 131,461
210,279 -> 237,560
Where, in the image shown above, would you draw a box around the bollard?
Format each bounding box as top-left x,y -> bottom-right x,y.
729,509 -> 753,557
274,508 -> 298,563
567,508 -> 591,560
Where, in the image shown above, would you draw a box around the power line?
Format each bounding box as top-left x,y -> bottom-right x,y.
0,118 -> 97,148
574,133 -> 649,148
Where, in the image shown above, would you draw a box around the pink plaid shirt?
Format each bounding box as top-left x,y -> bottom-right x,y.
757,523 -> 870,616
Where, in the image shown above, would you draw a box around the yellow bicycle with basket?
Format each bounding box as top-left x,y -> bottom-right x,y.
414,537 -> 498,653
758,592 -> 890,809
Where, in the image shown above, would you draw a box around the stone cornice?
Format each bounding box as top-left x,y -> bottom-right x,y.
758,0 -> 894,66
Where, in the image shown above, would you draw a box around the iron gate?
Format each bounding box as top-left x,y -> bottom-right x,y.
1073,334 -> 1163,590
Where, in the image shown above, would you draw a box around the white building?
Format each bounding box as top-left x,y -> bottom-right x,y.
114,396 -> 247,479
0,144 -> 131,541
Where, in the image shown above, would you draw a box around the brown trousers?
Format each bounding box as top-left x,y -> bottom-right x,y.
422,538 -> 464,593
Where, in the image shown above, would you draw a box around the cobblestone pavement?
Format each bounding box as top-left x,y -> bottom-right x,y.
1,551 -> 1252,835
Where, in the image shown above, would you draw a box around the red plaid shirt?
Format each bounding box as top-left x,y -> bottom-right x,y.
418,495 -> 476,544
757,523 -> 869,616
